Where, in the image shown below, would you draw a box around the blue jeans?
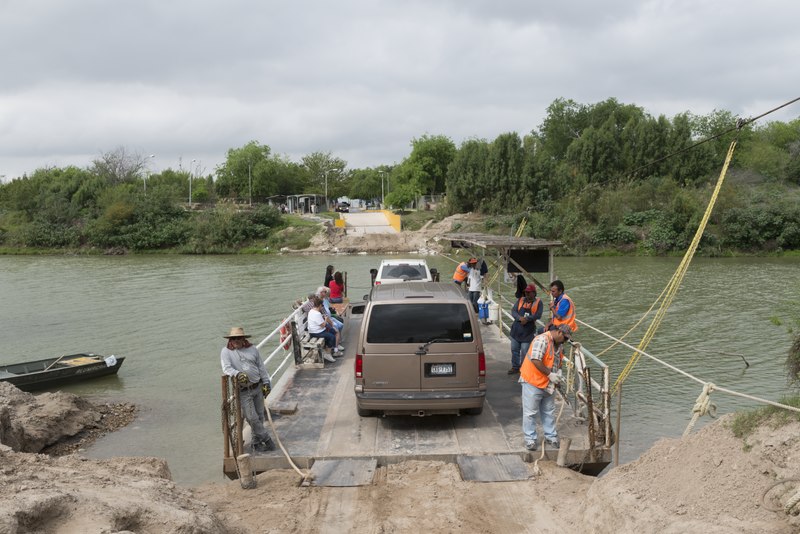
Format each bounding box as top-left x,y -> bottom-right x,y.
509,338 -> 531,371
521,381 -> 557,445
310,330 -> 336,348
240,385 -> 270,444
468,291 -> 481,312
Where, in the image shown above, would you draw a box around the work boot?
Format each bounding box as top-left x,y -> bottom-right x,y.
507,368 -> 519,375
252,439 -> 274,452
525,441 -> 538,451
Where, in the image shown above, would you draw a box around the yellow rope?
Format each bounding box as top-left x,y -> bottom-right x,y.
612,139 -> 738,394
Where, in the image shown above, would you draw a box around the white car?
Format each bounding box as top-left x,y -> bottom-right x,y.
373,259 -> 433,285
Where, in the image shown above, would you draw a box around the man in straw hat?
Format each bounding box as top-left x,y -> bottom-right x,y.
220,326 -> 275,452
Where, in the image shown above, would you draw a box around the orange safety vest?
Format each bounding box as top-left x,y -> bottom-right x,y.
516,296 -> 541,316
552,294 -> 578,332
520,331 -> 561,389
452,262 -> 469,283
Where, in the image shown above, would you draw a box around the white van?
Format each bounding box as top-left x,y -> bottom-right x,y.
373,259 -> 433,285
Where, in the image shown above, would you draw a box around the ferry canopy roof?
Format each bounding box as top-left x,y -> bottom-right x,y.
442,233 -> 563,250
442,233 -> 563,275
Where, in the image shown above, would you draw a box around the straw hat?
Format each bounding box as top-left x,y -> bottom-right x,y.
224,326 -> 251,338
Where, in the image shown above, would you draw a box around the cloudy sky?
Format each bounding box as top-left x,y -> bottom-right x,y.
1,0 -> 798,181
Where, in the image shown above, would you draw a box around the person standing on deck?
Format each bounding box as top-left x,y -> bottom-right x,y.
452,257 -> 478,286
519,324 -> 572,451
508,284 -> 542,375
323,265 -> 334,288
329,271 -> 345,303
220,327 -> 275,452
548,280 -> 578,333
467,264 -> 483,313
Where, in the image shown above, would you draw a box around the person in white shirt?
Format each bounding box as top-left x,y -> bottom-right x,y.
467,265 -> 483,313
307,297 -> 340,363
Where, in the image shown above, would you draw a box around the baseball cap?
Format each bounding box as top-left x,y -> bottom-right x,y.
524,284 -> 537,294
556,324 -> 572,340
468,257 -> 478,264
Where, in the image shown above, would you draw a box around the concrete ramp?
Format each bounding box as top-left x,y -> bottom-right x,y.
341,212 -> 397,234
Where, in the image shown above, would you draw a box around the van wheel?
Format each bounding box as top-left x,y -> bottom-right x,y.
463,406 -> 483,416
357,406 -> 374,417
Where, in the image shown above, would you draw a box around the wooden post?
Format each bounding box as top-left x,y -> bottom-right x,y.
237,454 -> 257,489
290,320 -> 302,365
222,376 -> 230,459
583,367 -> 596,462
614,383 -> 622,467
556,437 -> 572,467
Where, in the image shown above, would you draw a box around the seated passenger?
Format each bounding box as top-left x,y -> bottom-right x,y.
329,272 -> 345,303
307,297 -> 340,363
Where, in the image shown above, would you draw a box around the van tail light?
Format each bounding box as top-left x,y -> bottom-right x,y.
355,353 -> 363,378
478,351 -> 486,377
375,281 -> 381,285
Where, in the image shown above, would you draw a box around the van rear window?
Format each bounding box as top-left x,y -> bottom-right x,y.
366,303 -> 473,343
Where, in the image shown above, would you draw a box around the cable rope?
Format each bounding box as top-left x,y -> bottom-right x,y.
628,96 -> 800,178
612,138 -> 738,393
579,319 -> 800,415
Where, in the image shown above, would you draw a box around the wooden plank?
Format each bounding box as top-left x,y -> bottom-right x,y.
457,455 -> 530,482
310,458 -> 378,487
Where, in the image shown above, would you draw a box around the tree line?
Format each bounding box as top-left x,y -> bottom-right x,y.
1,98 -> 799,253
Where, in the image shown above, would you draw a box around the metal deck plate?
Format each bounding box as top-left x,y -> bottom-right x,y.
457,454 -> 530,482
309,458 -> 378,487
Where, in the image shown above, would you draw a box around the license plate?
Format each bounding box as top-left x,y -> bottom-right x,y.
430,363 -> 454,375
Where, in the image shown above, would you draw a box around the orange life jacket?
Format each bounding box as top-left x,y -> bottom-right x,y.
516,296 -> 541,317
552,294 -> 578,332
452,262 -> 469,283
520,331 -> 561,389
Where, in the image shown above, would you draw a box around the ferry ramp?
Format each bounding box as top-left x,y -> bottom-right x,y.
340,212 -> 397,234
224,308 -> 612,480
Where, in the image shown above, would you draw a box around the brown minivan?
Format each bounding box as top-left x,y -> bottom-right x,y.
354,282 -> 486,417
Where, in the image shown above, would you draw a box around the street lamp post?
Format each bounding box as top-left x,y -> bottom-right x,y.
144,154 -> 155,196
379,170 -> 385,207
189,159 -> 196,205
324,170 -> 329,210
248,162 -> 252,207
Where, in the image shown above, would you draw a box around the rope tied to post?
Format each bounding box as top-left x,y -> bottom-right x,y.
683,382 -> 717,437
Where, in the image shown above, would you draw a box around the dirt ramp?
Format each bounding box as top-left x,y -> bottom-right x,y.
0,382 -> 101,453
0,451 -> 230,534
580,414 -> 799,533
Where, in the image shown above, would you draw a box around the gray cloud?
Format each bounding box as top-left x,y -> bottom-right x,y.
1,0 -> 798,180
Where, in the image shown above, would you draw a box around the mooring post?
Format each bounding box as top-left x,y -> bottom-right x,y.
237,454 -> 257,489
556,438 -> 572,467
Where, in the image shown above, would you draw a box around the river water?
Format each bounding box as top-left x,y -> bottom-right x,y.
1,254 -> 798,484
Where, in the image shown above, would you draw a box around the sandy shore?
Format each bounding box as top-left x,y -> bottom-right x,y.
1,382 -> 798,533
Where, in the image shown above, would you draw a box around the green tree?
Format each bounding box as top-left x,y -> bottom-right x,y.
215,141 -> 272,200
301,151 -> 348,204
407,134 -> 456,195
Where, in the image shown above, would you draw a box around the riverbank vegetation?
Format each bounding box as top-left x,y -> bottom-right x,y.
1,98 -> 799,254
